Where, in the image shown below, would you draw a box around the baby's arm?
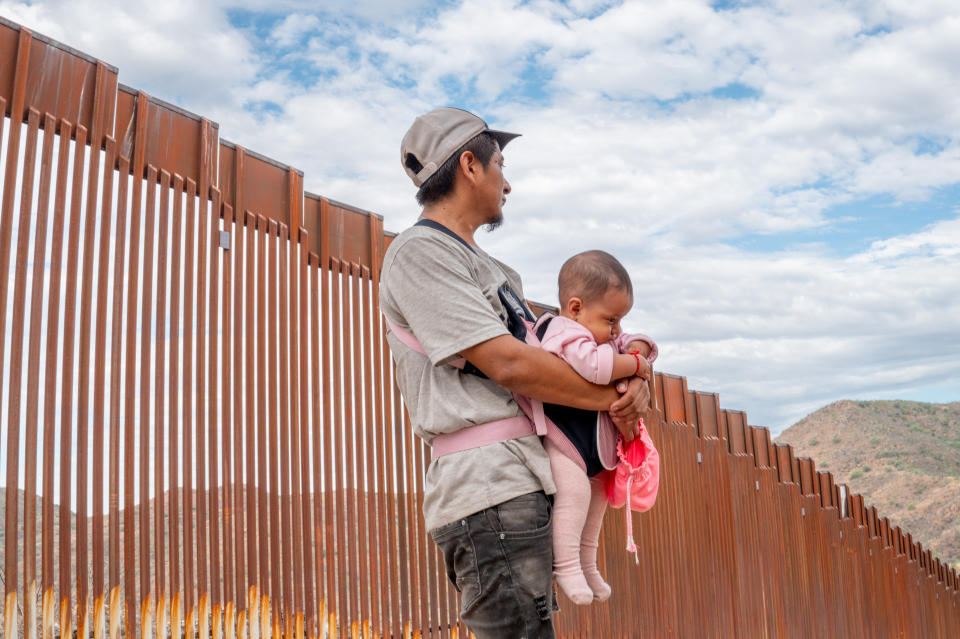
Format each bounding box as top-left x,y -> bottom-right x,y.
541,319 -> 659,385
540,319 -> 619,385
611,332 -> 658,381
611,352 -> 644,381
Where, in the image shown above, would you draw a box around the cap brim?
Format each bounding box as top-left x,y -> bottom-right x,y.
488,129 -> 521,150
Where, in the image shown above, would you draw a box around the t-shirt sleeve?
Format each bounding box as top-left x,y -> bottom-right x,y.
382,235 -> 510,366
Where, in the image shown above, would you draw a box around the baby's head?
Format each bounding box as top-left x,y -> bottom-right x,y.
558,250 -> 633,344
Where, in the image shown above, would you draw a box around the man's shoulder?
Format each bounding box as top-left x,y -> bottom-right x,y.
385,224 -> 470,260
380,221 -> 525,308
382,225 -> 477,290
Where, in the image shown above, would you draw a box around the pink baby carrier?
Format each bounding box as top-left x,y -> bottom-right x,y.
603,419 -> 660,563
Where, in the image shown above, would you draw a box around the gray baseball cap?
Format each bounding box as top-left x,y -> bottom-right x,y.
401,107 -> 520,187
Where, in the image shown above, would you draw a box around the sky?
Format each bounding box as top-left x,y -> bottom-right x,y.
2,0 -> 958,435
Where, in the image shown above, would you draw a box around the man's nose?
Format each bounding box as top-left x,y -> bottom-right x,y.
503,178 -> 511,194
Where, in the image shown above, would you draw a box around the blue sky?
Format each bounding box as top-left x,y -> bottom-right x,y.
2,0 -> 959,435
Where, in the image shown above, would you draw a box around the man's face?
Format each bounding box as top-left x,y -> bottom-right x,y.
477,144 -> 511,230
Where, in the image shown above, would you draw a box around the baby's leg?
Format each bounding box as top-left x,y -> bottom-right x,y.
545,438 -> 594,605
581,477 -> 611,601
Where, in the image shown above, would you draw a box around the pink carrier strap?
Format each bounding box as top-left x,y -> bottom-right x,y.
384,314 -> 468,369
429,416 -> 536,458
383,314 -> 548,460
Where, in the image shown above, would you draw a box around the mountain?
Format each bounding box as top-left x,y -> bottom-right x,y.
776,399 -> 960,570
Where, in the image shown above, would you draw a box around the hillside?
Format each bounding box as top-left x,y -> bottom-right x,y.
776,399 -> 960,570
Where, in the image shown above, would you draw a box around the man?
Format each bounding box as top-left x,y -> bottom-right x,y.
379,107 -> 651,638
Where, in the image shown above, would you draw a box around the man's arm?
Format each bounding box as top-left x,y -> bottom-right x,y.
459,335 -> 649,440
459,335 -> 617,409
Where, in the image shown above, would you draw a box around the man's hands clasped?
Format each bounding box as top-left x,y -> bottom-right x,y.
610,376 -> 651,443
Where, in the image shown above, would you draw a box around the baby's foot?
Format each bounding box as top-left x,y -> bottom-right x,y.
583,568 -> 612,601
555,572 -> 594,605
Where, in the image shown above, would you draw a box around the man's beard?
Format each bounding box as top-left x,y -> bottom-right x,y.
483,211 -> 503,232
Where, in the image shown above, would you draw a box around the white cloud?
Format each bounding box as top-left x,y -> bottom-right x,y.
230,0 -> 438,21
361,0 -> 574,103
851,146 -> 960,200
270,12 -> 322,47
550,0 -> 752,101
615,216 -> 960,429
2,0 -> 958,434
856,216 -> 960,261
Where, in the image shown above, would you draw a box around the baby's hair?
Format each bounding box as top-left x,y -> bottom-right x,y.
558,250 -> 633,306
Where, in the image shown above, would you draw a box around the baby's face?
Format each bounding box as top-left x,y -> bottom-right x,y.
574,287 -> 633,344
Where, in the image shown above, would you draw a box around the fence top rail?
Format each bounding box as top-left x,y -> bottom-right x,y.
118,82 -> 218,127
222,137 -> 303,175
313,194 -> 385,222
0,15 -> 119,72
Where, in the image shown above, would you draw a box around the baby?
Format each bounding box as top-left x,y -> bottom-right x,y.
537,250 -> 657,604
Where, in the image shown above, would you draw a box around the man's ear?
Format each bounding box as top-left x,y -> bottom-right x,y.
565,297 -> 583,318
458,150 -> 481,186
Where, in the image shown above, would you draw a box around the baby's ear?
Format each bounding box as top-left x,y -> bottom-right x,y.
565,297 -> 583,317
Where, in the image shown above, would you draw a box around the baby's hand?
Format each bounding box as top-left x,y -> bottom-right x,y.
635,357 -> 652,382
632,342 -> 652,360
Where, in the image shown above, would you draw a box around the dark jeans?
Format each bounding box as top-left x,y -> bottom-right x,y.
431,491 -> 557,639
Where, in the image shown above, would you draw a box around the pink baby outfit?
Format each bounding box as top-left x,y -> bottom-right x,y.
537,314 -> 657,604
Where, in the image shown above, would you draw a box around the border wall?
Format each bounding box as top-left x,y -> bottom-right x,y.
0,18 -> 957,639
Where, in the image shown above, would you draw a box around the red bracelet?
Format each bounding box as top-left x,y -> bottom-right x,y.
629,350 -> 642,377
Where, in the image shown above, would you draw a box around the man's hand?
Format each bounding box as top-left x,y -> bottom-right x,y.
609,377 -> 650,442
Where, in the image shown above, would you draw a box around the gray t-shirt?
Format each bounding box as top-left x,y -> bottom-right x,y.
379,222 -> 556,531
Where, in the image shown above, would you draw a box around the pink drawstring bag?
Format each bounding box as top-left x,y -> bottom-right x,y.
604,418 -> 660,563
